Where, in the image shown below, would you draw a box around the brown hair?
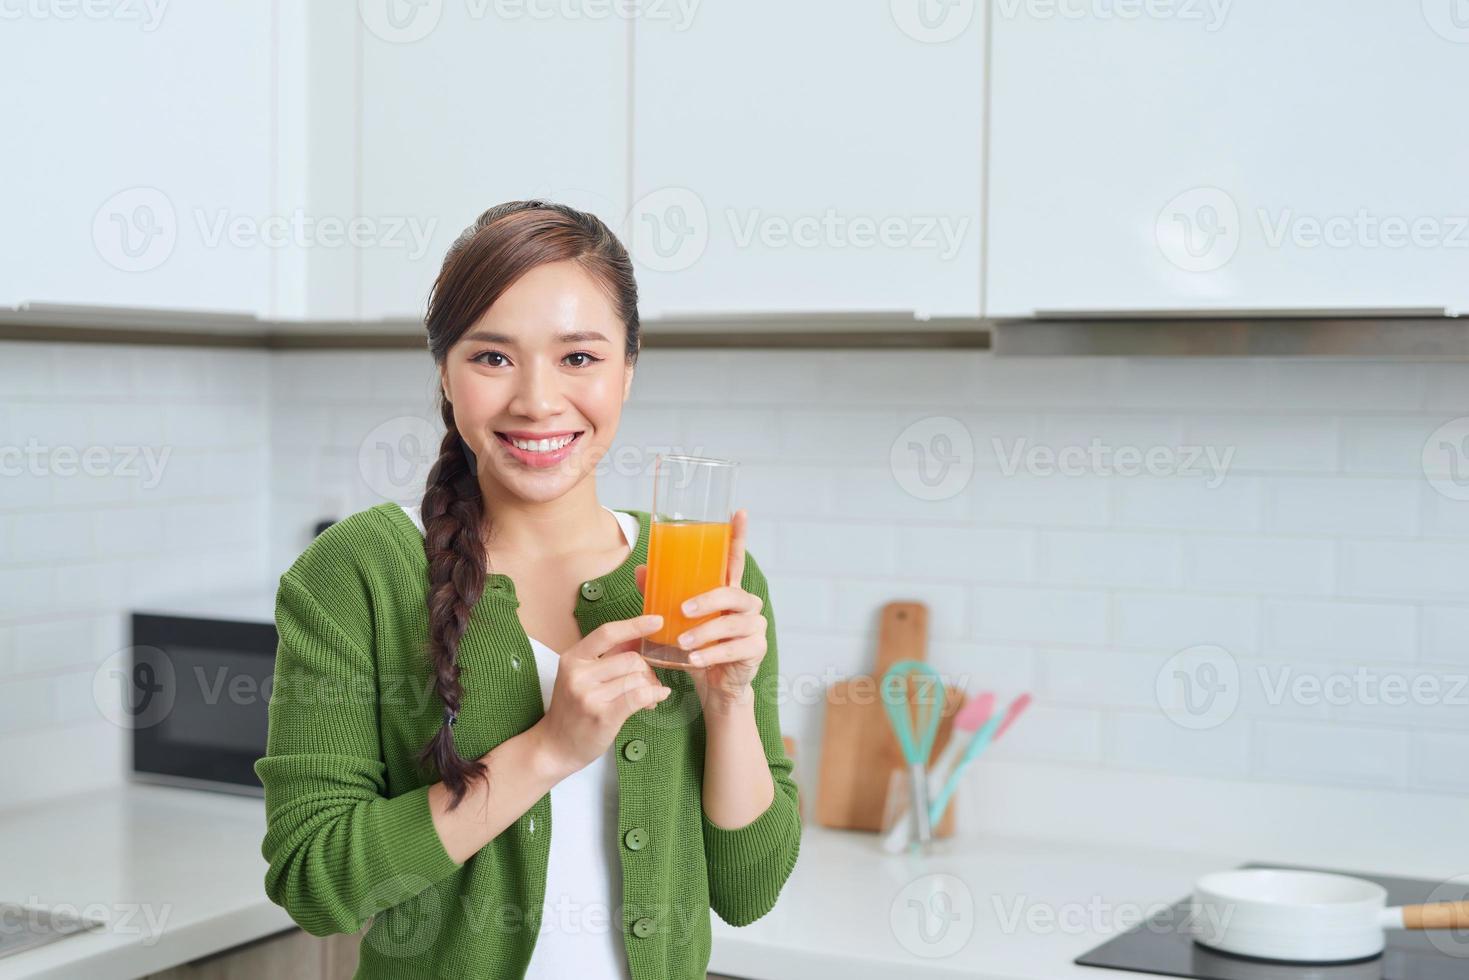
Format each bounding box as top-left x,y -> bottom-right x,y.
417,200 -> 640,808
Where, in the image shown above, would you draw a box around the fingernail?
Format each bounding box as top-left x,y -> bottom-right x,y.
689,654 -> 704,666
649,614 -> 663,625
677,633 -> 692,648
682,600 -> 697,615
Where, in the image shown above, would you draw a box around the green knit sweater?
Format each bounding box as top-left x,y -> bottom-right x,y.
253,503 -> 801,979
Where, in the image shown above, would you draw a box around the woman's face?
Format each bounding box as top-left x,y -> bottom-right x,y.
438,259 -> 634,503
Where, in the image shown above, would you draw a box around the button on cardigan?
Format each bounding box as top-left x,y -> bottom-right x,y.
253,503 -> 802,980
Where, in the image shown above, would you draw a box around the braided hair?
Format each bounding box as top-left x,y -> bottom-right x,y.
417,200 -> 641,808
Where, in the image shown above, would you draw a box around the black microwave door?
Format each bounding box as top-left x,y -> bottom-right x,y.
129,614 -> 278,793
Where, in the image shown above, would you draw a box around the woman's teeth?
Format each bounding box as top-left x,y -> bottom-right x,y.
506,433 -> 577,453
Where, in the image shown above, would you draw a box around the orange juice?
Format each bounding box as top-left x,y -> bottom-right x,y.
642,519 -> 731,651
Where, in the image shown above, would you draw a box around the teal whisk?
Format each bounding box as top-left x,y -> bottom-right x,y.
880,660 -> 944,845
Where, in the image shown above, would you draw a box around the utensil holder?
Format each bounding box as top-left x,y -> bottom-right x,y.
879,767 -> 959,851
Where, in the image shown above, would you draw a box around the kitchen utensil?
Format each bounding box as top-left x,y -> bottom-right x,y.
880,659 -> 944,843
879,690 -> 993,854
928,691 -> 1031,828
1190,868 -> 1469,963
1077,862 -> 1469,979
815,601 -> 965,835
640,453 -> 737,668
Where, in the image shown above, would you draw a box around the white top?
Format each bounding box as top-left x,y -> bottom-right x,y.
397,500 -> 637,980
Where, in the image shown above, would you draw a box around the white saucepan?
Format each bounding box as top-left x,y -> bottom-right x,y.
1189,869 -> 1469,963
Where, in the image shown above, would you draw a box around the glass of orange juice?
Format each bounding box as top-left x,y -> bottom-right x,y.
640,453 -> 738,669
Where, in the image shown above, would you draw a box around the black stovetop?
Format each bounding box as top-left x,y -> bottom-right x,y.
1075,862 -> 1468,980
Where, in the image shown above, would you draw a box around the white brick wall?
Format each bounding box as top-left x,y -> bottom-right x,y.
4,343 -> 1468,829
0,341 -> 271,807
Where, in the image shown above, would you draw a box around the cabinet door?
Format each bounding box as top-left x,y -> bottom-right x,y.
987,2 -> 1469,316
0,5 -> 276,315
356,7 -> 628,320
632,0 -> 985,319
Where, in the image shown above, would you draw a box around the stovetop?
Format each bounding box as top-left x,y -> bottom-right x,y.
1075,862 -> 1468,980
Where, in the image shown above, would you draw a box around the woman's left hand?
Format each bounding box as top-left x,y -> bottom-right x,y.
636,508 -> 766,707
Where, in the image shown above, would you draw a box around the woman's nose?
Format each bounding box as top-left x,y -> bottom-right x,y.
508,360 -> 561,417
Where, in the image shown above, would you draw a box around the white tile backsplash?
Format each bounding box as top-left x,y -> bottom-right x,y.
1253,719 -> 1411,790
895,525 -> 1035,583
970,468 -> 1112,526
4,342 -> 1469,820
1341,417 -> 1441,475
1340,540 -> 1469,601
984,702 -> 1102,765
1104,711 -> 1252,778
1422,605 -> 1469,665
1265,476 -> 1421,537
1413,731 -> 1469,793
1180,415 -> 1340,473
1184,533 -> 1337,595
1112,592 -> 1259,655
0,342 -> 272,808
1037,529 -> 1184,590
973,586 -> 1110,645
1115,474 -> 1264,532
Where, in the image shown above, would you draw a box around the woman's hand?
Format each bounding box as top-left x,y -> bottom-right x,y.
534,615 -> 671,780
636,508 -> 767,709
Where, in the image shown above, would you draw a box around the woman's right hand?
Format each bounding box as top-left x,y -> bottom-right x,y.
534,614 -> 671,778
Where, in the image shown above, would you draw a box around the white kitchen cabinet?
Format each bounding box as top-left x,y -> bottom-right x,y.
987,2 -> 1469,317
355,7 -> 628,320
0,4 -> 278,316
632,0 -> 985,319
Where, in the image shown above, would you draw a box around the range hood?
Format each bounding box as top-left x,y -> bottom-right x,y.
992,308 -> 1468,358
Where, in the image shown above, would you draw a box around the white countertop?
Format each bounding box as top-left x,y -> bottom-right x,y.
711,827 -> 1233,980
0,782 -> 1453,980
0,782 -> 290,980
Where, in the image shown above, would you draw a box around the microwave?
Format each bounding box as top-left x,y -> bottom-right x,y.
127,589 -> 279,796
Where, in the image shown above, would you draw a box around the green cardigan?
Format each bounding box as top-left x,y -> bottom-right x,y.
253,503 -> 801,979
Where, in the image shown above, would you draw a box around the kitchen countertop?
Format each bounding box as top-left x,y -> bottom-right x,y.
0,782 -> 290,980
0,782 -> 1453,980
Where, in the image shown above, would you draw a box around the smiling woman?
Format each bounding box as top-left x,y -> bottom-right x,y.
253,201 -> 801,980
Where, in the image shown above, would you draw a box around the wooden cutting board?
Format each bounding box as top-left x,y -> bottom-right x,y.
815,601 -> 964,835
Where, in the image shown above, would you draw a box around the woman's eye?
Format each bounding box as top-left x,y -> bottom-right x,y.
471,350 -> 600,368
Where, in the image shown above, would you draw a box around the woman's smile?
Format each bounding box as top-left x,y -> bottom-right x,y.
494,429 -> 585,468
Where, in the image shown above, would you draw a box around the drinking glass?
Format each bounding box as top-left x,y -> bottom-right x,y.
640,454 -> 738,668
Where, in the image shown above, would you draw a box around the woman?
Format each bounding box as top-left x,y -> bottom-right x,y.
254,201 -> 801,979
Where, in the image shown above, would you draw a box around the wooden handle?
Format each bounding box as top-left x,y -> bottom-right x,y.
875,601 -> 928,677
1402,901 -> 1469,930
875,602 -> 929,772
